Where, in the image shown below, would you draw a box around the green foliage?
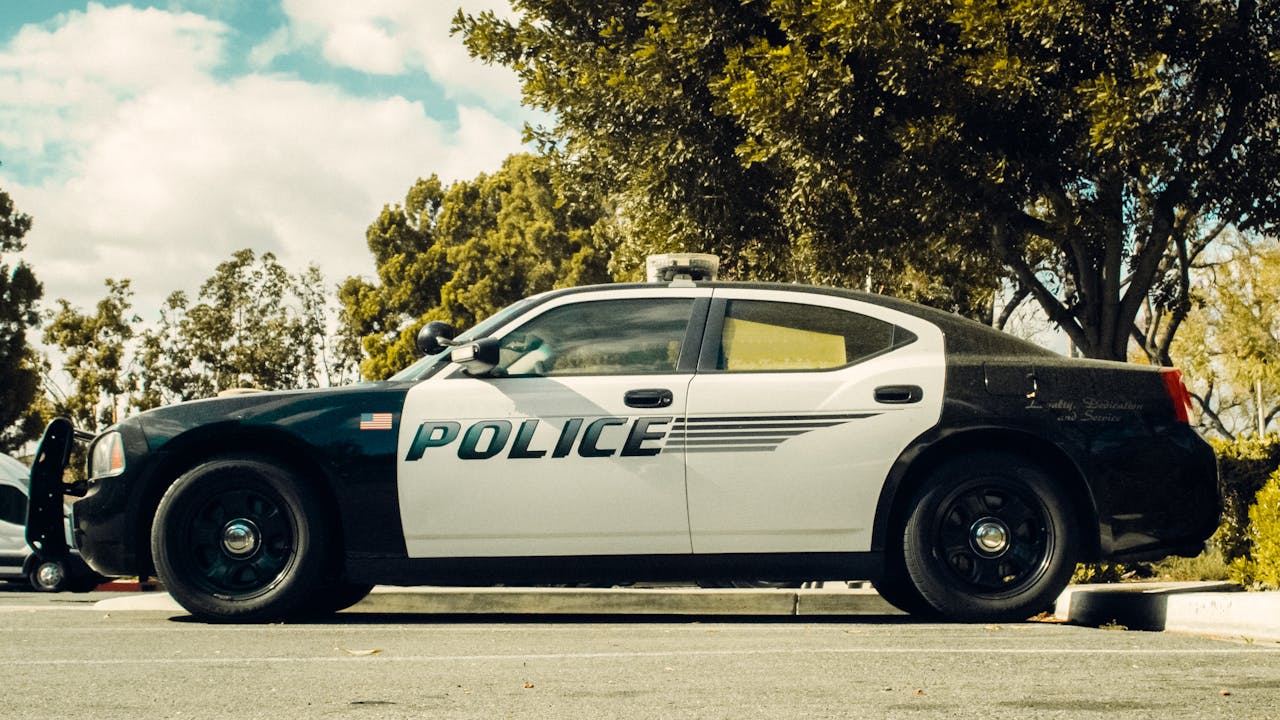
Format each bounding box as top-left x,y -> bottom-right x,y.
134,250 -> 346,407
342,153 -> 610,380
1148,547 -> 1230,582
1171,234 -> 1280,439
1228,468 -> 1280,590
0,185 -> 44,451
132,291 -> 212,409
1210,435 -> 1280,562
1071,562 -> 1132,585
460,1 -> 1280,360
43,279 -> 138,432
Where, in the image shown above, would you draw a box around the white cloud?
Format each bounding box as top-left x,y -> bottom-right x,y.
277,0 -> 524,110
0,3 -> 529,322
0,3 -> 226,158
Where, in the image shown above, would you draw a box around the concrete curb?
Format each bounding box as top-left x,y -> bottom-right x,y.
1054,582 -> 1280,642
355,585 -> 898,616
92,585 -> 899,616
90,582 -> 1280,642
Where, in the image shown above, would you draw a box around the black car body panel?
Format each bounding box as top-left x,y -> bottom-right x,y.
73,384 -> 414,576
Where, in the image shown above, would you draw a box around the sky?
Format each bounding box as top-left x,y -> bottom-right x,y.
0,0 -> 535,322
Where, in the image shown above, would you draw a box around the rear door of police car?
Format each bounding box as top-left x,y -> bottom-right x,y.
683,288 -> 946,555
397,287 -> 711,558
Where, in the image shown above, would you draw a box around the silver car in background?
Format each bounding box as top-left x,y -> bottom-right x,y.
1,452 -> 101,591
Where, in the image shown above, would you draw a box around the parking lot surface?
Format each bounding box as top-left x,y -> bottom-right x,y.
1,587 -> 1278,719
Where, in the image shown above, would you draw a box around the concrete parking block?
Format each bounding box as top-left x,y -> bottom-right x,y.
1055,582 -> 1280,642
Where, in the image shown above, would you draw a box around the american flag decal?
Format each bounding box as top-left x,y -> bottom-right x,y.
359,412 -> 394,430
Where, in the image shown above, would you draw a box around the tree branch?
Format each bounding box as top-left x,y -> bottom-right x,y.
995,284 -> 1032,331
991,220 -> 1088,352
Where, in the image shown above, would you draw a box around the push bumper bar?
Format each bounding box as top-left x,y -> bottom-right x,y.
24,418 -> 91,562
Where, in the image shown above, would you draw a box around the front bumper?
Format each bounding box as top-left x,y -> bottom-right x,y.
25,419 -> 148,578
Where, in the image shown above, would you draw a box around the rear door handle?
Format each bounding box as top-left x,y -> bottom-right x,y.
874,385 -> 923,404
625,389 -> 674,409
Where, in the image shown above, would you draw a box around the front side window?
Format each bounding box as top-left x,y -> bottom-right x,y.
495,298 -> 694,377
0,485 -> 26,526
714,300 -> 911,371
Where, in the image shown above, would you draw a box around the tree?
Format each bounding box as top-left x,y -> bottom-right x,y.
0,184 -> 44,451
1172,233 -> 1280,439
459,0 -> 1280,361
132,291 -> 214,409
342,153 -> 610,380
43,279 -> 139,432
134,250 -> 345,408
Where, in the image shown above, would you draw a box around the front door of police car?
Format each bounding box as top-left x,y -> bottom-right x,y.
397,290 -> 709,558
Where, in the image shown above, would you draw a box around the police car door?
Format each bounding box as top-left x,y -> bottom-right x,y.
683,288 -> 946,554
397,288 -> 709,558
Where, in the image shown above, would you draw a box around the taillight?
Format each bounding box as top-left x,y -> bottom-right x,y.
1160,368 -> 1192,424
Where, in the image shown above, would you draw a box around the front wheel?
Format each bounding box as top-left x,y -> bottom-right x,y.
29,559 -> 68,592
902,452 -> 1078,622
151,457 -> 329,623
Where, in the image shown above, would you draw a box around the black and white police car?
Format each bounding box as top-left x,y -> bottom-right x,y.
26,254 -> 1219,622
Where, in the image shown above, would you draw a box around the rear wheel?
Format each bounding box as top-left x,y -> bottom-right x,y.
902,452 -> 1077,622
871,573 -> 935,617
152,457 -> 328,623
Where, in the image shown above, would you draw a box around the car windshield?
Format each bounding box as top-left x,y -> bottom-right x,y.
0,453 -> 30,485
388,294 -> 545,381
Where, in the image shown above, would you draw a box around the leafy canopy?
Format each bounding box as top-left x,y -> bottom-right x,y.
133,249 -> 348,408
1173,234 -> 1280,439
0,185 -> 43,451
459,0 -> 1280,360
43,279 -> 138,432
342,153 -> 609,380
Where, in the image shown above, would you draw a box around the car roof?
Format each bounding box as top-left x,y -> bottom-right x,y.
0,452 -> 30,487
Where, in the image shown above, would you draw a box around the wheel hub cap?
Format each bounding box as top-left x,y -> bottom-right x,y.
221,519 -> 261,558
36,562 -> 64,588
970,518 -> 1010,556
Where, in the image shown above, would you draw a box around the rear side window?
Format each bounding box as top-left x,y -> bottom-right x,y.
714,300 -> 913,371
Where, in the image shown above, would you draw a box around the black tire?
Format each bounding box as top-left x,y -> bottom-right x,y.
871,573 -> 936,617
304,581 -> 375,616
29,559 -> 69,592
902,452 -> 1077,622
151,457 -> 329,623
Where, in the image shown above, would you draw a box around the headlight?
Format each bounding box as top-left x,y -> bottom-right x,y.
88,431 -> 126,478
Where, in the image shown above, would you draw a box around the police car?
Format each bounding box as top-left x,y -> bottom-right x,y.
26,254 -> 1219,622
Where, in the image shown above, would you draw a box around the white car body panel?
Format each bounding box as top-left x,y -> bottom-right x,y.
397,287 -> 710,558
395,284 -> 944,559
685,289 -> 946,553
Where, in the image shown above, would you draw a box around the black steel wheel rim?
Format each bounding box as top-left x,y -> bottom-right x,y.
930,479 -> 1053,596
178,486 -> 296,598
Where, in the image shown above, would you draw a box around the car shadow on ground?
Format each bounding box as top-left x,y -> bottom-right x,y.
167,612 -> 931,626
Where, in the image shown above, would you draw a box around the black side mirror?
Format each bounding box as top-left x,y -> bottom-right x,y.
416,321 -> 457,356
451,337 -> 501,376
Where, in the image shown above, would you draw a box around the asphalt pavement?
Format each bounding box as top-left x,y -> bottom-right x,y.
81,581 -> 1280,644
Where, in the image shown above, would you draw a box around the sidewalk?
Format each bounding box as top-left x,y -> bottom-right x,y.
92,581 -> 1280,642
